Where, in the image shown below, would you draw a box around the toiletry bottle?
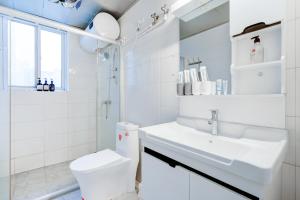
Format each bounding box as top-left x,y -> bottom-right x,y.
250,36 -> 264,64
199,66 -> 209,82
36,78 -> 43,91
184,69 -> 192,95
49,79 -> 55,92
222,80 -> 228,95
177,72 -> 184,96
216,79 -> 223,95
43,78 -> 49,91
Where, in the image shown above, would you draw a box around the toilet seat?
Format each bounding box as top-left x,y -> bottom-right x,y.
70,149 -> 126,174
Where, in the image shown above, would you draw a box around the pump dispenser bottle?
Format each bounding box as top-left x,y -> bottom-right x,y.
49,79 -> 55,92
43,78 -> 49,91
250,35 -> 264,64
36,78 -> 43,91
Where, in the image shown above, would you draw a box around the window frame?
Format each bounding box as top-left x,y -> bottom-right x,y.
0,15 -> 8,91
7,17 -> 68,90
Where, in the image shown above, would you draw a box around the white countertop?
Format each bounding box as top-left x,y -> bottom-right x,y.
139,121 -> 288,185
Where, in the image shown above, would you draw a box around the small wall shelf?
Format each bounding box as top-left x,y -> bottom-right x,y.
230,20 -> 284,95
231,24 -> 281,42
232,60 -> 282,72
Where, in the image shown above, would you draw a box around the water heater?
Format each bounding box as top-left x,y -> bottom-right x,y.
80,12 -> 120,53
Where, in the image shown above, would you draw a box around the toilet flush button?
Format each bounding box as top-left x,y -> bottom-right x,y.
118,133 -> 123,141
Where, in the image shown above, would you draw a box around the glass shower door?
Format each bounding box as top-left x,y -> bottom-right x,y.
0,15 -> 11,200
97,45 -> 120,150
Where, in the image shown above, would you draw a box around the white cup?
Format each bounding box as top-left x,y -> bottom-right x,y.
192,81 -> 201,95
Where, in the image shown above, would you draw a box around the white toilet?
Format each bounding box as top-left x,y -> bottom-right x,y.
70,122 -> 139,200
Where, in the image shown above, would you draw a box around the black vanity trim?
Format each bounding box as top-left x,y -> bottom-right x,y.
144,147 -> 259,200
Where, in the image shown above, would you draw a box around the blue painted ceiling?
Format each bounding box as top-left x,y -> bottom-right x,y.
0,0 -> 136,28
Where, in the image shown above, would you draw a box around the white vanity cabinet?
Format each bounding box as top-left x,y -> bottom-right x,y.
230,0 -> 284,36
190,173 -> 250,200
141,152 -> 190,200
141,152 -> 253,200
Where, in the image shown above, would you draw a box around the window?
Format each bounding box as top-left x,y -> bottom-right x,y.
8,19 -> 67,89
40,29 -> 63,88
10,21 -> 36,87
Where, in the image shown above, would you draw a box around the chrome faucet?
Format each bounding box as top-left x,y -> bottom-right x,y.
208,109 -> 218,136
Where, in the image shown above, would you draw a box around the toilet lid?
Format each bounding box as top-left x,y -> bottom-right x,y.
70,149 -> 124,173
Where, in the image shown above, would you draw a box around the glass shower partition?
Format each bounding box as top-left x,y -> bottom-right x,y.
97,45 -> 120,151
0,15 -> 11,200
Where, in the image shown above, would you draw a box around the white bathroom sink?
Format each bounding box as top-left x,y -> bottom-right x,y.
139,121 -> 288,185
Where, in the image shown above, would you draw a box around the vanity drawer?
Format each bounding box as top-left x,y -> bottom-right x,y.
141,152 -> 190,200
190,172 -> 250,200
142,147 -> 260,200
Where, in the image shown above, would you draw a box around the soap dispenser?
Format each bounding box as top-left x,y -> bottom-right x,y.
36,78 -> 43,91
49,79 -> 55,92
43,78 -> 49,91
250,35 -> 264,64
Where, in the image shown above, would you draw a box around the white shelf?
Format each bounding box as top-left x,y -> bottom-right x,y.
231,23 -> 281,42
177,94 -> 284,98
232,60 -> 281,71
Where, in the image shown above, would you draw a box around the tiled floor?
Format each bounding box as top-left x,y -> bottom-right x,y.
12,162 -> 77,200
52,190 -> 139,200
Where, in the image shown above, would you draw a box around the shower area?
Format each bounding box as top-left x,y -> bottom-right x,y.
0,14 -> 121,200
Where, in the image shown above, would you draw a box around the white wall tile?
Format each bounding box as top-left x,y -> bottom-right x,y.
68,103 -> 89,118
12,122 -> 44,141
13,105 -> 43,123
159,106 -> 178,123
68,117 -> 89,132
45,149 -> 68,166
286,0 -> 296,21
44,92 -> 67,104
282,163 -> 296,200
296,0 -> 300,19
297,117 -> 300,166
69,131 -> 95,146
297,166 -> 300,200
296,19 -> 300,68
286,20 -> 296,69
286,69 -> 296,116
44,103 -> 68,119
286,117 -> 296,165
13,138 -> 44,158
160,82 -> 178,108
14,154 -> 44,174
296,69 -> 300,117
45,133 -> 68,151
45,119 -> 68,135
11,90 -> 44,105
10,159 -> 15,175
160,55 -> 178,83
68,144 -> 91,160
120,3 -> 179,127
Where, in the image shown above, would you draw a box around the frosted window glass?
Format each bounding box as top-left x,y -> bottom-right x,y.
10,21 -> 35,87
41,30 -> 62,88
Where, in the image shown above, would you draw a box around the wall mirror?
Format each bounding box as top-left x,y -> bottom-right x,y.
172,0 -> 284,96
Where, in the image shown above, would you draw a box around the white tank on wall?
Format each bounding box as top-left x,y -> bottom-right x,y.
80,12 -> 120,53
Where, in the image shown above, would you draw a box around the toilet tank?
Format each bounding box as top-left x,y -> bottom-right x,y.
116,122 -> 139,192
116,122 -> 139,163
